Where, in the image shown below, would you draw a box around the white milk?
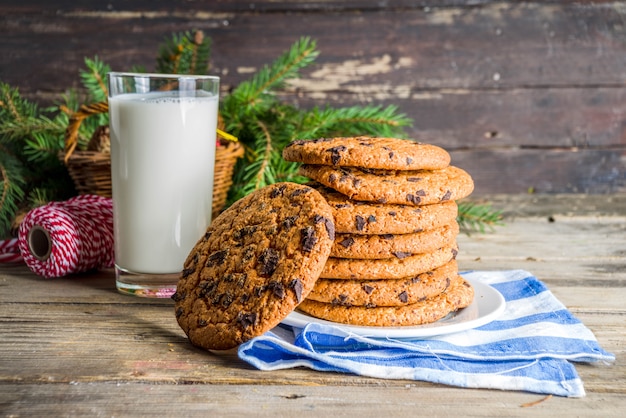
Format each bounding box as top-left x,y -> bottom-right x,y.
108,92 -> 218,273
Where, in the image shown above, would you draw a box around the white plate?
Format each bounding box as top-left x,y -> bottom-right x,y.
281,277 -> 506,339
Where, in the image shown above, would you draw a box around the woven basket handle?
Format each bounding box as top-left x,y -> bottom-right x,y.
63,101 -> 109,163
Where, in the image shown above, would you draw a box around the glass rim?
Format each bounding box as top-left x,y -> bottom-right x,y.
107,71 -> 219,81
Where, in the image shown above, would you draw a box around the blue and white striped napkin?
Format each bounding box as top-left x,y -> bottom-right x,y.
239,270 -> 614,397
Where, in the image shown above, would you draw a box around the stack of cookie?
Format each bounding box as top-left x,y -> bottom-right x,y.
282,136 -> 475,327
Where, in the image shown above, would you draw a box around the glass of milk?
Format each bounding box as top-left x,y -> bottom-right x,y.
107,72 -> 219,297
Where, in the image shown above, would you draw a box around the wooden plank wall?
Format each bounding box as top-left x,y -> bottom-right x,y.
1,0 -> 624,195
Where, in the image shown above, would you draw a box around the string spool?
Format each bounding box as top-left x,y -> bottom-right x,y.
17,195 -> 114,278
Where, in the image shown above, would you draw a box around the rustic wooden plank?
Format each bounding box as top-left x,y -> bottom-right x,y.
452,148 -> 626,194
1,2 -> 624,96
2,382 -> 626,417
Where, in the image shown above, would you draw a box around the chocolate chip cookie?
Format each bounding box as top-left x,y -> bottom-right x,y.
308,260 -> 459,307
320,245 -> 458,280
311,183 -> 458,234
331,222 -> 459,259
282,136 -> 451,170
298,275 -> 474,326
172,182 -> 335,350
299,165 -> 474,206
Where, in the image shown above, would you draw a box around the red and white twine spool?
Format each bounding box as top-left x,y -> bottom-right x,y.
0,237 -> 22,263
8,195 -> 115,278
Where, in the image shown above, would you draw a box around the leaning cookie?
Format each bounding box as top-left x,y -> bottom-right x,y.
298,275 -> 474,327
299,164 -> 474,206
282,136 -> 451,170
172,182 -> 335,351
308,260 -> 460,307
331,222 -> 459,259
320,246 -> 458,280
311,183 -> 458,234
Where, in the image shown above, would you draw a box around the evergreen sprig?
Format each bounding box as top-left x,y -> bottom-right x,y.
222,37 -> 413,204
156,30 -> 211,75
0,83 -> 77,235
457,201 -> 503,234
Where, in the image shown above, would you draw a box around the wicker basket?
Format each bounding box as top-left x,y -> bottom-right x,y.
62,101 -> 244,219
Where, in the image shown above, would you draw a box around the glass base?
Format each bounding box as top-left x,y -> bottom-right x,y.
115,265 -> 178,298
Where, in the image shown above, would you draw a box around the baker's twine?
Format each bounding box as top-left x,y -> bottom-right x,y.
0,238 -> 22,263
0,195 -> 114,278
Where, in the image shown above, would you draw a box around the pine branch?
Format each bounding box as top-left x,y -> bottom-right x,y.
457,200 -> 503,234
296,105 -> 412,140
156,30 -> 211,75
225,37 -> 319,116
80,56 -> 110,103
0,146 -> 26,235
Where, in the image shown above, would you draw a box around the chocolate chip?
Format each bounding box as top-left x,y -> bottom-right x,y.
367,215 -> 376,223
175,307 -> 183,318
362,284 -> 374,294
237,312 -> 257,330
282,215 -> 299,230
393,251 -> 411,259
171,291 -> 185,302
389,151 -> 394,159
258,248 -> 280,276
335,203 -> 352,209
388,211 -> 397,217
290,187 -> 309,197
270,184 -> 287,198
381,234 -> 394,240
352,178 -> 361,188
365,303 -> 377,308
406,194 -> 421,205
326,145 -> 347,165
198,318 -> 207,327
267,280 -> 286,299
329,173 -> 337,183
398,291 -> 408,303
198,280 -> 218,298
339,237 -> 355,248
355,215 -> 366,232
253,285 -> 264,297
234,225 -> 257,241
301,226 -> 317,252
240,293 -> 250,303
407,177 -> 422,182
315,215 -> 335,241
206,249 -> 229,266
221,292 -> 234,308
417,189 -> 426,196
289,278 -> 304,302
181,267 -> 195,278
441,190 -> 452,201
406,157 -> 413,165
451,248 -> 458,259
241,247 -> 255,264
211,293 -> 223,306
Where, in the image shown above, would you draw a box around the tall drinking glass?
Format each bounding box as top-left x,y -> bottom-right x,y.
107,72 -> 219,297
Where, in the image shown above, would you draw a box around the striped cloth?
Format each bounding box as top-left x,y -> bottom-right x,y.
238,270 -> 614,397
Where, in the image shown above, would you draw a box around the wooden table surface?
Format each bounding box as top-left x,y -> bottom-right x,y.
1,194 -> 624,417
